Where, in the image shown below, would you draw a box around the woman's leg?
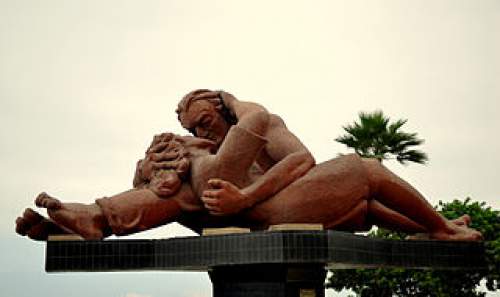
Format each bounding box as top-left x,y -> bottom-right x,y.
35,187 -> 185,239
36,192 -> 109,239
15,208 -> 74,241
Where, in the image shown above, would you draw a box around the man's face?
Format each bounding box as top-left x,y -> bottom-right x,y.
178,100 -> 230,147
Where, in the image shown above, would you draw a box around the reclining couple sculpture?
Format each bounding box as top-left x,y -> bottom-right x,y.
15,90 -> 482,241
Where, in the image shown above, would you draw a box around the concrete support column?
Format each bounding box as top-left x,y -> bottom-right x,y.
208,264 -> 326,297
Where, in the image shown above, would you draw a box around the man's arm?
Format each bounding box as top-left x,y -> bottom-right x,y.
203,115 -> 315,215
200,110 -> 270,216
192,90 -> 269,135
212,111 -> 269,178
197,91 -> 315,216
219,92 -> 266,121
239,115 -> 315,206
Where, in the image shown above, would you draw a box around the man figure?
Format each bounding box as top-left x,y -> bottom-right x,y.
171,89 -> 475,232
172,90 -> 315,216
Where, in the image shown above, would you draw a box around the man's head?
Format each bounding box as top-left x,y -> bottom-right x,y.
176,89 -> 236,147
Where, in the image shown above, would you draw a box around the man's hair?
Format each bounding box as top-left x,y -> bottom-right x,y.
176,89 -> 237,135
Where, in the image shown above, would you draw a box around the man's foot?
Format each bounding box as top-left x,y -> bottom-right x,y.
35,192 -> 106,240
429,223 -> 483,241
408,215 -> 477,241
406,233 -> 430,240
451,214 -> 472,227
15,208 -> 73,241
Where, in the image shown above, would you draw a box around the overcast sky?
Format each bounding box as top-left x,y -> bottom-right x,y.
1,1 -> 499,296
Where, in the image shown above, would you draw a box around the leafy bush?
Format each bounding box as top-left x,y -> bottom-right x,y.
326,198 -> 500,297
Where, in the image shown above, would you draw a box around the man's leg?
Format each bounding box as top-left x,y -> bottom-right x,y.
367,199 -> 426,233
362,159 -> 482,240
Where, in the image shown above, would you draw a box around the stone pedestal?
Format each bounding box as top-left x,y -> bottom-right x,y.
209,264 -> 326,297
46,230 -> 486,272
45,230 -> 486,297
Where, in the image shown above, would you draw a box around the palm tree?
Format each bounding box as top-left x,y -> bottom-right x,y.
336,110 -> 428,164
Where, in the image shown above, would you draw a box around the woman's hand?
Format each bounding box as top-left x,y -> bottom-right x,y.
140,133 -> 179,180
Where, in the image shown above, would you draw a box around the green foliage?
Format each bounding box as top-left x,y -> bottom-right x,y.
326,198 -> 500,297
336,111 -> 428,164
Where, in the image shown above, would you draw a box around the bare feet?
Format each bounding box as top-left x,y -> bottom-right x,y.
406,233 -> 430,240
451,214 -> 472,227
35,192 -> 62,210
429,222 -> 483,241
15,208 -> 73,241
407,215 -> 479,241
34,192 -> 107,240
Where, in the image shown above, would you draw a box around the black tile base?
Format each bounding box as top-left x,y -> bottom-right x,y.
45,231 -> 486,297
209,264 -> 326,297
45,231 -> 486,272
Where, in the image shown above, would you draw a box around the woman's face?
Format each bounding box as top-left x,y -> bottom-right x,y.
149,170 -> 182,197
178,100 -> 230,148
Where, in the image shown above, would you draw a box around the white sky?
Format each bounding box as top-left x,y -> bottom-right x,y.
1,1 -> 499,296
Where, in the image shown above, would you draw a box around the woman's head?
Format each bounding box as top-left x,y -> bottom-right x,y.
147,133 -> 190,197
149,169 -> 182,197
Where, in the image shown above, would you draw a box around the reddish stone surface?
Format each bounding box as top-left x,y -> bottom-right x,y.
16,90 -> 482,242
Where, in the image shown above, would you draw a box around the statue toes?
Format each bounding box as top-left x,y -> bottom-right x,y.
27,220 -> 53,241
15,217 -> 30,236
35,192 -> 61,210
35,192 -> 48,207
23,208 -> 44,224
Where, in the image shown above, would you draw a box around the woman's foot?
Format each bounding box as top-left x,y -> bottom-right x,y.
35,192 -> 62,210
35,192 -> 106,240
15,208 -> 73,241
15,208 -> 43,235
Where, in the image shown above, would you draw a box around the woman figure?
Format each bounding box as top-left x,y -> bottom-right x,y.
16,109 -> 270,240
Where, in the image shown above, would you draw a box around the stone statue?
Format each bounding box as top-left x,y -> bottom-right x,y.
15,90 -> 482,241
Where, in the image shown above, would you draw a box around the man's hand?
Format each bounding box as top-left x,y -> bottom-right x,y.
201,179 -> 252,216
192,90 -> 238,111
218,91 -> 238,109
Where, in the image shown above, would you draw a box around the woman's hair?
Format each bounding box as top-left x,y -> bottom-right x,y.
149,133 -> 190,181
176,89 -> 237,135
